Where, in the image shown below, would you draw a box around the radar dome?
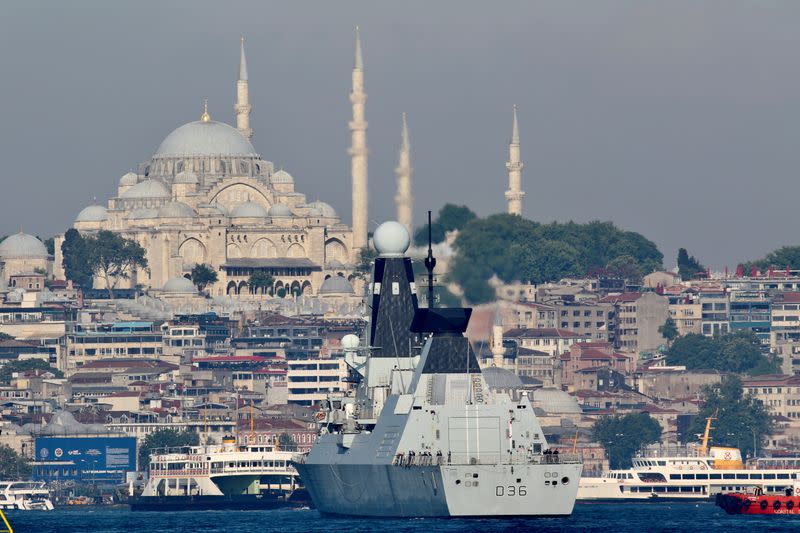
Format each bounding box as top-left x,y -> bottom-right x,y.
341,334 -> 360,350
373,221 -> 410,257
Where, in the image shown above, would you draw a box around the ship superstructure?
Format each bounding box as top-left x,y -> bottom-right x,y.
294,220 -> 582,517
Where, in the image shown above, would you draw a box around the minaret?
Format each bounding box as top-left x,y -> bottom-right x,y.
394,113 -> 413,235
504,105 -> 525,215
491,306 -> 505,367
349,27 -> 368,251
235,36 -> 253,139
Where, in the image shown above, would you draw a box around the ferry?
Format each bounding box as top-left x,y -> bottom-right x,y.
131,436 -> 308,511
578,418 -> 800,502
0,481 -> 54,511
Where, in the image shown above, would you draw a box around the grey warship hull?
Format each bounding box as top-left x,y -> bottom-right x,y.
295,460 -> 581,517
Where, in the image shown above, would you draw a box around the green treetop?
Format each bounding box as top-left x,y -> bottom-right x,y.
592,412 -> 663,469
190,264 -> 218,293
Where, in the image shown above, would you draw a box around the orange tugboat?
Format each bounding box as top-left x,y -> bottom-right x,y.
717,485 -> 800,515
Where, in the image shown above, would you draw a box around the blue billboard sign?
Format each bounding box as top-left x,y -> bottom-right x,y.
34,436 -> 137,482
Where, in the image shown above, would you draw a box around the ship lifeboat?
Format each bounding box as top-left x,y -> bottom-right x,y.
717,491 -> 800,515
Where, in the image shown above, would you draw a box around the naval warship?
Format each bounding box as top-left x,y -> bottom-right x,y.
294,220 -> 582,517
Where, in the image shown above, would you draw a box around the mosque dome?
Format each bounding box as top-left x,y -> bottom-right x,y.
162,276 -> 197,294
174,170 -> 199,184
531,388 -> 582,415
155,120 -> 257,157
75,205 -> 108,223
128,208 -> 159,220
271,170 -> 294,184
119,172 -> 138,186
157,201 -> 196,218
482,366 -> 523,391
373,221 -> 410,257
268,203 -> 292,217
121,179 -> 170,199
230,202 -> 268,218
307,201 -> 337,218
0,233 -> 49,259
319,275 -> 355,295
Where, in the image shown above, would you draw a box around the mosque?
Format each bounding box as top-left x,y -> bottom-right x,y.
30,30 -> 526,301
52,37 -> 363,299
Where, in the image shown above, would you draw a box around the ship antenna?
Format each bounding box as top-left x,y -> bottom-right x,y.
424,210 -> 437,308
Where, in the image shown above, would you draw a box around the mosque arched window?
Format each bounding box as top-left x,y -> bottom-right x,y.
240,161 -> 250,175
175,161 -> 184,174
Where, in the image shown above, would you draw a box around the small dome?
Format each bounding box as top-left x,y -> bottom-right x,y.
0,233 -> 49,259
128,208 -> 159,220
482,367 -> 523,390
307,201 -> 337,218
268,203 -> 292,217
531,387 -> 582,414
373,221 -> 410,257
155,120 -> 257,157
121,179 -> 170,199
230,201 -> 268,218
75,205 -> 108,223
319,275 -> 354,295
271,170 -> 294,184
174,170 -> 199,184
119,172 -> 138,186
162,276 -> 197,294
158,201 -> 196,218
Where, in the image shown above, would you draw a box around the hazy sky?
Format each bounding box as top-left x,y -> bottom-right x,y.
1,1 -> 799,270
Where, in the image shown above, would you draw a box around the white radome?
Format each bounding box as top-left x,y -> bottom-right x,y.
373,221 -> 410,257
341,334 -> 360,350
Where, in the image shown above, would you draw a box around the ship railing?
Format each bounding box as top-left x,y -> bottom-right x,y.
391,452 -> 582,467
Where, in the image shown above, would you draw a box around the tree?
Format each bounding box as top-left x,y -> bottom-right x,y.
0,359 -> 63,385
61,229 -> 94,288
592,413 -> 663,468
749,246 -> 800,272
658,317 -> 679,346
248,270 -> 274,297
665,332 -> 780,375
84,231 -> 148,298
190,264 -> 218,293
449,215 -> 663,304
0,444 -> 31,480
277,432 -> 295,451
677,248 -> 705,280
605,255 -> 645,284
413,204 -> 477,246
42,237 -> 55,256
353,247 -> 378,281
138,428 -> 199,470
688,377 -> 773,459
521,240 -> 582,285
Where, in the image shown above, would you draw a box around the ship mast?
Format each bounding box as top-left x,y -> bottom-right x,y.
424,210 -> 436,308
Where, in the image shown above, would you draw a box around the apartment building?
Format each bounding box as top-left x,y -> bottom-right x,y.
742,375 -> 800,420
285,357 -> 348,406
600,292 -> 670,355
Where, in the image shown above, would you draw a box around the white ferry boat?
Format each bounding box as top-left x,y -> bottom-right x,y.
0,481 -> 54,510
579,418 -> 799,502
132,436 -> 307,511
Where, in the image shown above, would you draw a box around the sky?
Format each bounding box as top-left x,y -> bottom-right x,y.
1,1 -> 799,270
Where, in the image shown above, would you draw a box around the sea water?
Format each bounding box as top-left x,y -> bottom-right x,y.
6,503 -> 800,532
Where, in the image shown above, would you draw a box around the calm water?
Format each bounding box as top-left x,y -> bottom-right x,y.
6,503 -> 800,532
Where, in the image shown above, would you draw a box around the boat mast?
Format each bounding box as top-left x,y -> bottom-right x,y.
699,414 -> 716,456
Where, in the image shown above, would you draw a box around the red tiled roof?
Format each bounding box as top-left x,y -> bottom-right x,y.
599,292 -> 642,304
